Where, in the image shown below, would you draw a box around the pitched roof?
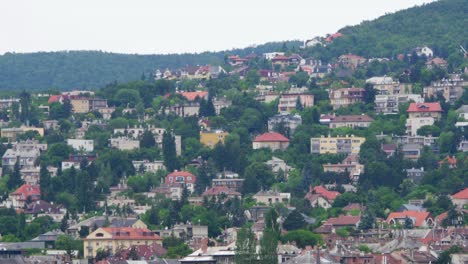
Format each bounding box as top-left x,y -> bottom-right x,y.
11,184 -> 40,198
179,91 -> 208,101
253,132 -> 289,142
386,210 -> 431,227
331,115 -> 374,123
325,215 -> 361,226
452,188 -> 468,199
167,171 -> 195,178
311,186 -> 340,201
439,155 -> 457,166
407,102 -> 442,113
99,227 -> 162,240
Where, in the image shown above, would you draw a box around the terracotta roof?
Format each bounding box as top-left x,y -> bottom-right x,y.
325,32 -> 343,42
435,211 -> 448,226
99,227 -> 162,240
426,57 -> 447,65
179,91 -> 208,101
271,55 -> 291,61
382,144 -> 397,152
11,184 -> 40,198
253,132 -> 289,142
407,102 -> 442,113
311,186 -> 340,201
439,156 -> 457,166
331,115 -> 374,123
386,210 -> 431,227
452,188 -> 468,199
165,171 -> 196,184
48,95 -> 62,104
343,203 -> 365,212
326,215 -> 361,226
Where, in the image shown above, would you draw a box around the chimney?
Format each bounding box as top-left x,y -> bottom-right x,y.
201,237 -> 208,254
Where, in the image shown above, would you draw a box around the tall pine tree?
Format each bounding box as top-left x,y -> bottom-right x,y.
40,164 -> 52,201
162,131 -> 179,172
8,159 -> 23,190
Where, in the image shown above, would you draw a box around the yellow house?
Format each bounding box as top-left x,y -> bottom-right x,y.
310,135 -> 365,154
200,131 -> 229,148
1,126 -> 44,141
83,227 -> 162,258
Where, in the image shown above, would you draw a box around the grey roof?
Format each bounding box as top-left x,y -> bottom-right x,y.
456,105 -> 468,113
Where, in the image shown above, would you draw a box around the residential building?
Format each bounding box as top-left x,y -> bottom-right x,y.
1,126 -> 44,141
200,130 -> 229,148
43,120 -> 59,130
263,52 -> 285,60
253,132 -> 290,151
405,117 -> 435,136
402,144 -> 422,160
169,102 -> 200,117
20,167 -> 40,185
375,94 -> 423,114
456,105 -> 468,120
424,74 -> 465,104
0,98 -> 20,110
305,186 -> 341,209
265,157 -> 293,179
426,57 -> 448,69
67,139 -> 94,152
366,76 -> 413,95
451,188 -> 468,209
211,178 -> 244,193
268,113 -> 302,135
132,160 -> 165,173
70,97 -> 108,113
83,227 -> 162,258
310,135 -> 365,155
110,137 -> 140,151
2,147 -> 40,170
386,210 -> 433,228
178,91 -> 209,101
202,186 -> 241,201
61,154 -> 97,170
150,183 -> 184,201
277,87 -> 314,113
66,216 -> 147,238
97,107 -> 115,120
407,102 -> 442,120
406,167 -> 425,184
329,88 -> 365,110
212,97 -> 231,115
155,223 -> 208,243
392,135 -> 439,148
458,140 -> 468,152
9,184 -> 40,209
165,171 -> 196,193
323,154 -> 364,182
315,215 -> 361,234
413,46 -> 433,57
329,115 -> 374,129
253,190 -> 290,205
338,54 -> 366,69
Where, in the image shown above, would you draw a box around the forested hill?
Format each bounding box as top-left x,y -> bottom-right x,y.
314,0 -> 467,59
0,0 -> 467,91
0,41 -> 301,91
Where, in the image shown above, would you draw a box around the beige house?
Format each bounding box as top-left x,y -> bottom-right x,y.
310,135 -> 365,155
329,88 -> 365,110
110,137 -> 140,151
84,227 -> 162,258
1,127 -> 44,141
252,132 -> 289,151
329,115 -> 374,129
200,130 -> 229,148
253,190 -> 290,205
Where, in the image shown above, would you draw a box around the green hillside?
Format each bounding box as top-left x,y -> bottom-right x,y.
314,0 -> 467,59
0,42 -> 300,91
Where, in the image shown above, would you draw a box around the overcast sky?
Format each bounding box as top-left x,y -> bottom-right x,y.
0,0 -> 435,55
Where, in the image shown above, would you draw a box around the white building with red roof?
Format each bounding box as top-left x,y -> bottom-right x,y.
202,186 -> 241,201
451,188 -> 468,209
407,102 -> 442,120
253,132 -> 289,151
386,210 -> 433,228
304,186 -> 341,209
9,184 -> 41,209
165,171 -> 196,193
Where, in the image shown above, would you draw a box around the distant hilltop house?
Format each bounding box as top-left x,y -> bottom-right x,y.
426,57 -> 448,69
325,32 -> 343,43
412,46 -> 434,58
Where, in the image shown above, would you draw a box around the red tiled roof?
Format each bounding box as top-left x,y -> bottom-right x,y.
439,156 -> 457,166
179,91 -> 208,101
48,95 -> 62,104
11,184 -> 40,198
325,32 -> 343,42
434,211 -> 448,226
426,57 -> 447,65
271,55 -> 290,61
407,102 -> 442,113
452,188 -> 468,199
254,132 -> 289,143
386,210 -> 431,227
326,215 -> 361,226
312,186 -> 340,201
165,171 -> 196,184
100,227 -> 162,240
